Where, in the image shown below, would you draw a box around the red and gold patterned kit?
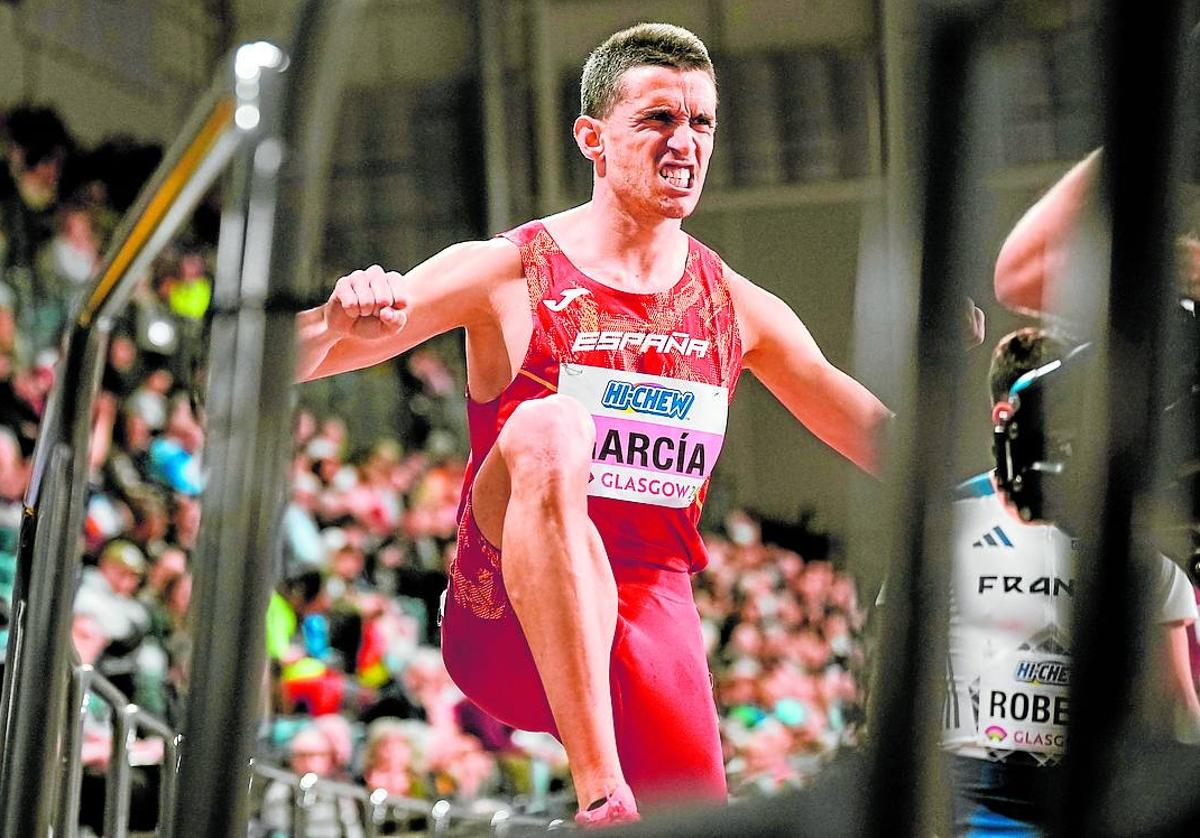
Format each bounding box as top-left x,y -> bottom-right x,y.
451,220 -> 743,616
441,220 -> 741,801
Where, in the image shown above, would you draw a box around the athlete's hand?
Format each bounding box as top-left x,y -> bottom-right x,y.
324,264 -> 409,340
963,296 -> 985,349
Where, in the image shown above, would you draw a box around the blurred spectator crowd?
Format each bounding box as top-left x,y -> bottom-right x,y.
698,512 -> 867,798
0,103 -> 868,833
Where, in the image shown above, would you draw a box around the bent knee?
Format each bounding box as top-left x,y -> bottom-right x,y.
498,395 -> 595,478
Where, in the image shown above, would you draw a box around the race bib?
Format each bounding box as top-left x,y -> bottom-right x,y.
557,363 -> 728,508
976,651 -> 1070,755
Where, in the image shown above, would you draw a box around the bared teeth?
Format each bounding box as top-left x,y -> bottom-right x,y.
659,167 -> 692,187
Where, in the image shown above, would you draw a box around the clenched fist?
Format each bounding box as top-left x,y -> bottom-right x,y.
325,264 -> 409,340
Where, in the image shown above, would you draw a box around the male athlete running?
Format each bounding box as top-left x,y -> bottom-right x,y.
297,23 -> 890,825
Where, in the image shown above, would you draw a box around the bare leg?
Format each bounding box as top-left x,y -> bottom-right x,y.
470,394 -> 624,809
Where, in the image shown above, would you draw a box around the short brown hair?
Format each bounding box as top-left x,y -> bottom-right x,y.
580,23 -> 716,118
988,327 -> 1070,404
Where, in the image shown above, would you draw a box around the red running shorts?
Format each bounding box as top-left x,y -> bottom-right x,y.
440,494 -> 727,806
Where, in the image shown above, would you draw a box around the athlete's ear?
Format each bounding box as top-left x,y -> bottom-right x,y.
574,115 -> 605,173
992,400 -> 1013,426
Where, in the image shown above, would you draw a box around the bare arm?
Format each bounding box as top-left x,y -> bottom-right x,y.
727,267 -> 891,475
1161,621 -> 1200,725
994,149 -> 1101,314
296,238 -> 522,382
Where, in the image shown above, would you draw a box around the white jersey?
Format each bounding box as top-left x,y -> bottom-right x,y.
944,473 -> 1197,764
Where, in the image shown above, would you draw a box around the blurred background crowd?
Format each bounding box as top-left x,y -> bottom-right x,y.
0,102 -> 869,832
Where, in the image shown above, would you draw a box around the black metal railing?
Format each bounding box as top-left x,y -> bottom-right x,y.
56,665 -> 183,838
0,2 -> 366,835
249,761 -> 562,837
0,70 -> 239,838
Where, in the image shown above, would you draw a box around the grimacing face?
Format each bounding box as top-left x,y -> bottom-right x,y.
589,65 -> 717,220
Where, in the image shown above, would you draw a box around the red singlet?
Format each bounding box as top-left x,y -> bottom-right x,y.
440,220 -> 742,805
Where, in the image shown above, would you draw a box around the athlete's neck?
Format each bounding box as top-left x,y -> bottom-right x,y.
543,203 -> 688,294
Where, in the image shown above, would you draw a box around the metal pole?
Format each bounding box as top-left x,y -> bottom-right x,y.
365,787 -> 388,838
853,0 -> 918,410
528,0 -> 565,214
0,441 -> 92,836
431,799 -> 452,835
1060,2 -> 1191,834
158,732 -> 182,838
864,2 -> 995,834
478,0 -> 512,233
103,705 -> 136,838
848,0 -> 918,602
171,46 -> 290,838
0,84 -> 238,836
54,665 -> 92,838
124,706 -> 183,838
171,3 -> 364,836
295,772 -> 317,838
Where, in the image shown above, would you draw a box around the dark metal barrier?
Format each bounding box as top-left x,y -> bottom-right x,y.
54,665 -> 183,838
54,662 -> 561,838
858,2 -> 1200,833
1060,1 -> 1200,835
169,1 -> 367,836
0,76 -> 239,838
0,2 -> 364,835
862,1 -> 1200,832
862,5 -> 996,834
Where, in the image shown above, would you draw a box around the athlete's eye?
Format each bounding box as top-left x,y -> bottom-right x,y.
691,116 -> 716,132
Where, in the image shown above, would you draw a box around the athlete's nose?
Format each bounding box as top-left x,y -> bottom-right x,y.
665,120 -> 693,156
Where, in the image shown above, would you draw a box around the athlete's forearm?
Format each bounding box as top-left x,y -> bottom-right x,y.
294,305 -> 341,382
1164,622 -> 1200,718
295,308 -> 405,382
297,241 -> 522,385
751,347 -> 889,476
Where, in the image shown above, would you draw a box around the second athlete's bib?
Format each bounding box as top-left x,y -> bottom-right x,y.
976,650 -> 1070,756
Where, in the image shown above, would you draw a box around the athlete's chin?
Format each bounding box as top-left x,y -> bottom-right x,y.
660,195 -> 702,219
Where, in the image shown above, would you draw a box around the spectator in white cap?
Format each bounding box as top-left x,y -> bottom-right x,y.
74,539 -> 149,645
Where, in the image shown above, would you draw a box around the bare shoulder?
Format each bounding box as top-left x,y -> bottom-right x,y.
721,262 -> 756,311
720,261 -> 827,371
428,237 -> 524,285
721,262 -> 757,296
464,236 -> 527,316
721,261 -> 779,357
